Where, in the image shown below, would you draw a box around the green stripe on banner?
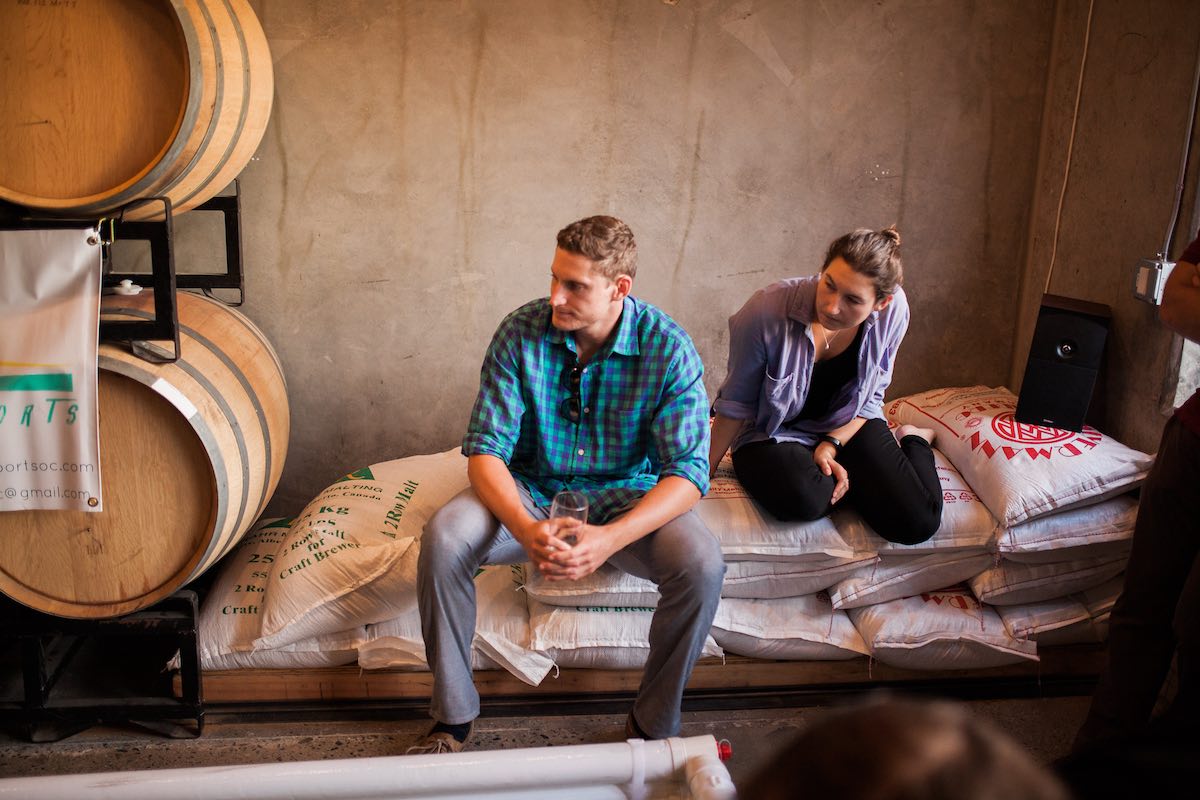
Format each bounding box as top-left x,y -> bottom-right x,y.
0,373 -> 74,391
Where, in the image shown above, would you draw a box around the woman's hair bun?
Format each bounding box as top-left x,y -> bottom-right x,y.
881,225 -> 901,247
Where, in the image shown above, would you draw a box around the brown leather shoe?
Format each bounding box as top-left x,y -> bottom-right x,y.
625,713 -> 651,740
406,722 -> 473,755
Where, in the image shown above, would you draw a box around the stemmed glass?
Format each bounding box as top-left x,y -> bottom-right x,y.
549,490 -> 588,546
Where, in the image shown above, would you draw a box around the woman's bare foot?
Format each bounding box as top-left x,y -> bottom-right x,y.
895,424 -> 936,446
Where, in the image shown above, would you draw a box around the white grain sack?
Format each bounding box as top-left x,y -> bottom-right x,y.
885,386 -> 1152,527
358,564 -> 554,686
712,594 -> 869,660
1081,574 -> 1124,640
849,588 -> 1039,670
996,494 -> 1137,563
968,554 -> 1128,606
528,599 -> 722,670
996,595 -> 1093,643
256,448 -> 469,649
523,562 -> 659,608
700,455 -> 863,562
827,551 -> 995,610
836,448 -> 998,555
170,517 -> 363,671
720,555 -> 877,600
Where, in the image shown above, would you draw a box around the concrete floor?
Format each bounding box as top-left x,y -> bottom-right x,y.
0,695 -> 1092,789
0,607 -> 1103,793
0,617 -> 1098,789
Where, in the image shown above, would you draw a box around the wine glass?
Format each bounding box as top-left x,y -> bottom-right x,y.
549,490 -> 588,545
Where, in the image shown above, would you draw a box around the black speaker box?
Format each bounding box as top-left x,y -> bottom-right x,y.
1014,294 -> 1111,432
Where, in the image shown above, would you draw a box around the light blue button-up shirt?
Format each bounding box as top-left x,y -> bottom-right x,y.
713,274 -> 909,452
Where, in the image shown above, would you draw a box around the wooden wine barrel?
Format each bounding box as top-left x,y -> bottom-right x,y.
0,292 -> 289,618
123,0 -> 274,221
0,0 -> 273,220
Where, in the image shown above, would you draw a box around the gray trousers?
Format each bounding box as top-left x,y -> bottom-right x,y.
417,484 -> 725,738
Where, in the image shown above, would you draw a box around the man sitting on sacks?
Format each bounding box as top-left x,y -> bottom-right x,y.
409,215 -> 724,753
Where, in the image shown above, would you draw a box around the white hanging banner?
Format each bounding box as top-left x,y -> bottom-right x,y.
0,228 -> 103,512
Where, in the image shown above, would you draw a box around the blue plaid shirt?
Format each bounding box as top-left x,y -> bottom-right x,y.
463,295 -> 710,524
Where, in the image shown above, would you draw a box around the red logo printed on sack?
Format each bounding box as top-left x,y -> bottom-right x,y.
961,410 -> 1103,461
956,400 -> 1009,417
991,414 -> 1075,446
920,591 -> 979,610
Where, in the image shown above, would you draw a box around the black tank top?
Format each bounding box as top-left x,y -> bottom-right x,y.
790,324 -> 864,423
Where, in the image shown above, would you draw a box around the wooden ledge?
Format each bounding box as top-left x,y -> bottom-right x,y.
180,646 -> 1104,705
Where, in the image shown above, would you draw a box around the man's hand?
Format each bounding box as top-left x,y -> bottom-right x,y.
814,441 -> 850,504
513,518 -> 574,574
1160,258 -> 1200,343
531,475 -> 703,582
536,523 -> 618,581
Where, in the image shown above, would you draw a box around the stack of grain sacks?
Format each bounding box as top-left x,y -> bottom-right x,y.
867,386 -> 1150,667
175,449 -> 550,686
827,448 -> 1022,670
180,385 -> 1151,679
524,454 -> 875,665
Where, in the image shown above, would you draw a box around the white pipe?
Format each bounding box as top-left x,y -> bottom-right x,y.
685,750 -> 738,800
0,735 -> 734,800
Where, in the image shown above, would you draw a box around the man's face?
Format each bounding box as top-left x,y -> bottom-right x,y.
548,248 -> 626,335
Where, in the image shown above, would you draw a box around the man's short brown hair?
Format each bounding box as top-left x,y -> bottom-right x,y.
556,216 -> 637,281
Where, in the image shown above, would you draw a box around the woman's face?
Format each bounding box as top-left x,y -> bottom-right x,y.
815,256 -> 892,331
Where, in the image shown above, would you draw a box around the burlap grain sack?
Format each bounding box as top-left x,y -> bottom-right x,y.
255,448 -> 469,649
849,587 -> 1038,670
358,564 -> 554,686
712,593 -> 869,660
169,518 -> 363,671
836,448 -> 999,555
700,454 -> 863,562
356,605 -> 429,670
885,386 -> 1152,527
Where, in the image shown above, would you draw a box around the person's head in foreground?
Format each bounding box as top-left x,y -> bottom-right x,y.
740,695 -> 1070,800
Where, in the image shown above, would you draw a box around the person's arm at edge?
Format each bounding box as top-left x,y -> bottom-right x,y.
709,413 -> 748,477
1160,257 -> 1200,343
545,475 -> 701,581
466,455 -> 568,570
812,416 -> 866,504
467,453 -> 537,544
813,293 -> 909,500
710,289 -> 776,475
603,475 -> 701,549
608,337 -> 709,546
547,330 -> 710,579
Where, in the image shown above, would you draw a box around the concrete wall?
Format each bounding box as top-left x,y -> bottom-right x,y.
1012,0 -> 1200,454
152,0 -> 1194,514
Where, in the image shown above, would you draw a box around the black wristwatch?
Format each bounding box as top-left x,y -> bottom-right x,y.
819,434 -> 843,453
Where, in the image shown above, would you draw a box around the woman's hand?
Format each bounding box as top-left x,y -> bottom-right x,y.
814,441 -> 850,504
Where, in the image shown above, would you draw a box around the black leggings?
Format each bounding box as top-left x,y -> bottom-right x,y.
730,418 -> 943,545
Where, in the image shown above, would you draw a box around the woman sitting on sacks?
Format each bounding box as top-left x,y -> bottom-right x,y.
710,226 -> 943,544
